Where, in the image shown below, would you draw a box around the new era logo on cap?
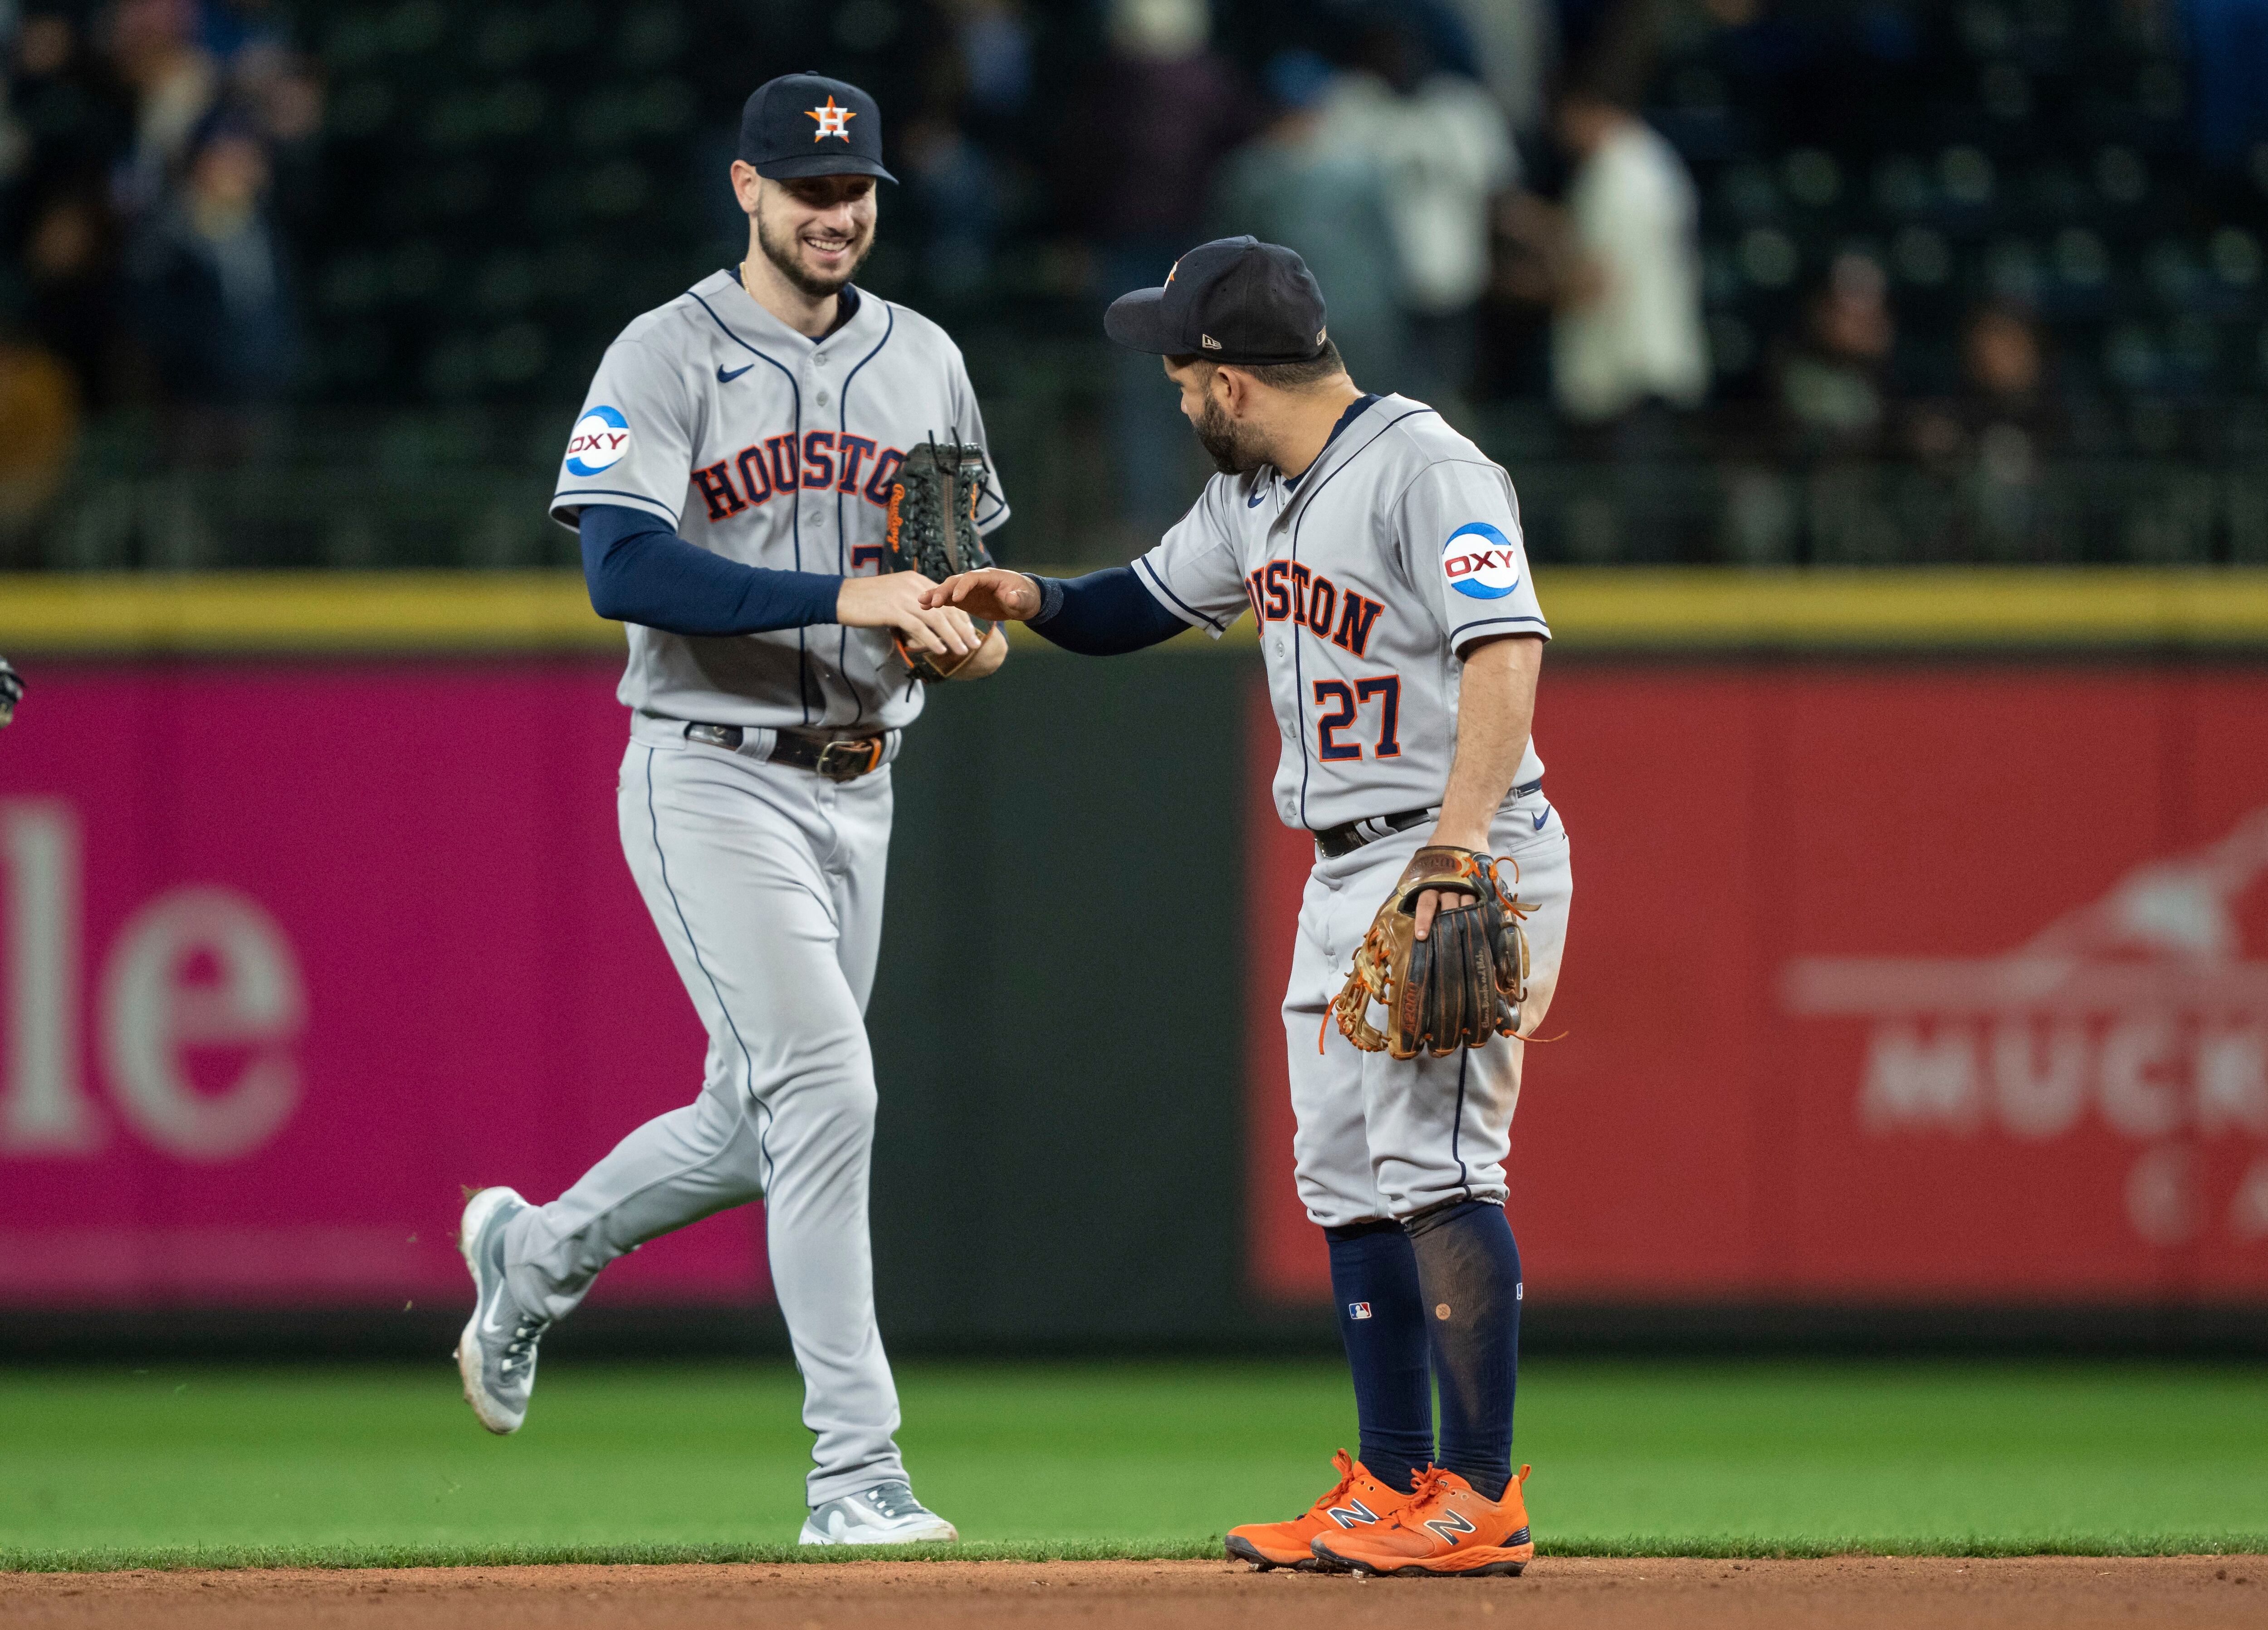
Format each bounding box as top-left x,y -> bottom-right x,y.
1104,236 -> 1334,366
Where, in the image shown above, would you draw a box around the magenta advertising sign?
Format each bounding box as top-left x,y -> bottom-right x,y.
0,661 -> 767,1308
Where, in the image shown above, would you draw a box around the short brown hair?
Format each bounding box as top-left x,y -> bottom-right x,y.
1168,338 -> 1347,391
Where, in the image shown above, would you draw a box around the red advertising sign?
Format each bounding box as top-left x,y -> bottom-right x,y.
0,662 -> 751,1307
1247,665 -> 2268,1304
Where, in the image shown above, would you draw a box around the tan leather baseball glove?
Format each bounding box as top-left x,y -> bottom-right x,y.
1330,846 -> 1533,1059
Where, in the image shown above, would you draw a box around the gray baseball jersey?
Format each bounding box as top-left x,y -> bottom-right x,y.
1133,395 -> 1548,831
551,269 -> 1009,732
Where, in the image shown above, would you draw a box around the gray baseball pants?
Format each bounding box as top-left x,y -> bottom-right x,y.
501,715 -> 904,1505
1284,788 -> 1574,1227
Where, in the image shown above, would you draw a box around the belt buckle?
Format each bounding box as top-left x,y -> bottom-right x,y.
815,737 -> 881,781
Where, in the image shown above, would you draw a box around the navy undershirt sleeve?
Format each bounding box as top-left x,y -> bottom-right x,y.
578,504 -> 841,636
1025,567 -> 1191,655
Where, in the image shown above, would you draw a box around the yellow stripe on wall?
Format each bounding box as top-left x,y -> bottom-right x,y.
1,569 -> 2267,655
0,572 -> 622,654
1538,568 -> 2268,649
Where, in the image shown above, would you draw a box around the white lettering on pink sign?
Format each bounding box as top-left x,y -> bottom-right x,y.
0,800 -> 307,1162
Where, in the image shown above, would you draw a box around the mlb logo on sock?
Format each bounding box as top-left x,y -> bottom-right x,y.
1348,1302 -> 1373,1320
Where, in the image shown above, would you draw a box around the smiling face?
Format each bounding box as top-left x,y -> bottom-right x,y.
743,171 -> 877,299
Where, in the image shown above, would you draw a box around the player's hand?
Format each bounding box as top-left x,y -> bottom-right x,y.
921,568 -> 1041,623
944,624 -> 1009,681
1411,825 -> 1490,940
837,573 -> 978,660
1413,888 -> 1461,941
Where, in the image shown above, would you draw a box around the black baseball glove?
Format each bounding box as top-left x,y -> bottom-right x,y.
881,439 -> 997,680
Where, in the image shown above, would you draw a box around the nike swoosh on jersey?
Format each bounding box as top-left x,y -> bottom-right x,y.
716,363 -> 755,383
1532,806 -> 1550,830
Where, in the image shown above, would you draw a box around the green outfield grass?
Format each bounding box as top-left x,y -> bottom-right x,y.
2,1358 -> 2264,1570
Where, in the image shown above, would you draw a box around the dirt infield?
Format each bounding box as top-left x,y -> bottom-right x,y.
3,1556 -> 2263,1630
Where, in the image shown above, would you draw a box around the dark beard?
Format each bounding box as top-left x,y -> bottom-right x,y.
756,200 -> 872,299
1194,392 -> 1265,475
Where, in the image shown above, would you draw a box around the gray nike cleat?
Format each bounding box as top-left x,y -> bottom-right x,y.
797,1481 -> 958,1546
455,1186 -> 549,1435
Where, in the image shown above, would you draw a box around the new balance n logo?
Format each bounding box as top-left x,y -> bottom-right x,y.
1325,1499 -> 1380,1529
1422,1508 -> 1477,1545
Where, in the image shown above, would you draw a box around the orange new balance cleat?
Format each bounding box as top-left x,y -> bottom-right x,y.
1224,1449 -> 1418,1571
1308,1464 -> 1535,1577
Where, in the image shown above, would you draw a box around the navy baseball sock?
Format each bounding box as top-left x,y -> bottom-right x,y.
1323,1218 -> 1434,1494
1404,1198 -> 1521,1502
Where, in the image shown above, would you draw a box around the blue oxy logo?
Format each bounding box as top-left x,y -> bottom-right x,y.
566,405 -> 630,476
1442,521 -> 1521,600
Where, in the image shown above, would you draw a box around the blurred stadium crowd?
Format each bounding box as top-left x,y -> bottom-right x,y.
0,0 -> 2264,568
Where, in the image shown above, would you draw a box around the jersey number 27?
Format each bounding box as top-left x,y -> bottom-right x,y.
1313,677 -> 1401,761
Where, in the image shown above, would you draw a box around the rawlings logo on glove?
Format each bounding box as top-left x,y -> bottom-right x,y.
1330,846 -> 1532,1059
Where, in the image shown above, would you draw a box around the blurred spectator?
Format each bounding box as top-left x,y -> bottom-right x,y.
0,333 -> 82,560
1541,82 -> 1707,561
106,0 -> 220,220
23,194 -> 119,407
1555,0 -> 1658,109
1446,0 -> 1555,133
1209,50 -> 1407,395
1774,252 -> 1895,459
1319,8 -> 1520,413
10,10 -> 132,394
1070,0 -> 1253,530
901,1 -> 1033,302
904,113 -> 1003,301
948,0 -> 1033,127
127,118 -> 297,463
1965,305 -> 2044,407
198,0 -> 290,63
1908,304 -> 2061,561
223,16 -> 324,239
10,9 -> 131,201
2185,0 -> 2268,175
1547,85 -> 1707,426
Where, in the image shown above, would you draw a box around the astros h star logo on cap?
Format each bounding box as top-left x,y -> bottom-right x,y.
807,96 -> 856,142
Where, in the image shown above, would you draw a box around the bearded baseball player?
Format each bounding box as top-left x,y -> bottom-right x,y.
454,73 -> 1007,1546
928,237 -> 1570,1577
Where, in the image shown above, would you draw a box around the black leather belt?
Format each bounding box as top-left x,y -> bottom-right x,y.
1313,780 -> 1543,859
682,722 -> 887,781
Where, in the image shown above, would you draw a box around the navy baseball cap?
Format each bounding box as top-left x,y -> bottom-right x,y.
738,73 -> 895,183
1105,237 -> 1331,366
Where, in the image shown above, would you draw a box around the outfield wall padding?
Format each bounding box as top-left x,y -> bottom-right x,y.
1,609 -> 2263,1342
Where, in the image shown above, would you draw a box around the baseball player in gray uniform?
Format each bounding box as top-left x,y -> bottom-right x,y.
454,73 -> 1005,1546
929,238 -> 1570,1576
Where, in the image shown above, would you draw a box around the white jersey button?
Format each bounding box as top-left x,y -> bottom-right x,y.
815,389 -> 832,407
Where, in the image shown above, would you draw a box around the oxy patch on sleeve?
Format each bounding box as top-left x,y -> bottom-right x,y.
1441,521 -> 1523,600
565,405 -> 631,476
